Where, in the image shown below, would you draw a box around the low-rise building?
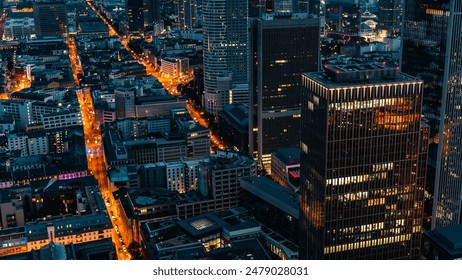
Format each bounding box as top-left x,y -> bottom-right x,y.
160,57 -> 189,78
240,176 -> 299,244
270,147 -> 300,192
0,177 -> 113,258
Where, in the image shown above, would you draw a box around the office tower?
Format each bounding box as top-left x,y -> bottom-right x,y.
127,0 -> 145,34
175,0 -> 197,29
33,1 -> 67,37
377,0 -> 402,37
402,0 -> 462,228
144,0 -> 161,25
203,0 -> 249,114
274,0 -> 294,13
308,0 -> 321,16
324,0 -> 360,35
431,1 -> 462,228
402,0 -> 448,143
297,0 -> 308,12
249,0 -> 265,17
300,61 -> 427,259
249,13 -> 319,172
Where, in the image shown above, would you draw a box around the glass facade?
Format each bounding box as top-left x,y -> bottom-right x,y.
127,0 -> 145,34
249,15 -> 319,172
433,0 -> 462,228
33,2 -> 68,37
325,2 -> 361,35
402,0 -> 449,144
377,0 -> 402,36
203,0 -> 249,114
300,64 -> 426,259
175,0 -> 197,29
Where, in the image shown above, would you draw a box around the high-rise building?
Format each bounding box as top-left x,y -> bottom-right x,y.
203,0 -> 249,114
402,0 -> 462,229
401,0 -> 448,144
401,0 -> 449,230
297,0 -> 308,12
308,0 -> 321,16
300,60 -> 427,259
430,1 -> 462,228
144,0 -> 161,25
175,0 -> 197,29
324,0 -> 361,35
249,0 -> 265,17
249,13 -> 319,172
274,0 -> 294,12
377,0 -> 402,37
127,0 -> 145,34
251,0 -> 306,14
33,1 -> 67,37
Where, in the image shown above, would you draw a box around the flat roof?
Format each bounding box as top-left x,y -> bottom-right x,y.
240,176 -> 299,218
272,147 -> 300,165
305,71 -> 420,88
176,213 -> 229,238
424,224 -> 462,258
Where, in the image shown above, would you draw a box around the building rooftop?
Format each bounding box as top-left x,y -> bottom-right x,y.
136,95 -> 186,105
221,103 -> 248,127
176,213 -> 229,238
127,188 -> 184,208
272,147 -> 300,166
424,224 -> 462,259
240,176 -> 299,218
207,149 -> 255,171
305,59 -> 420,87
194,238 -> 272,260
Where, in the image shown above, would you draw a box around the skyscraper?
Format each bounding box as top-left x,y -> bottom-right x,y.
402,0 -> 462,228
249,0 -> 265,17
308,0 -> 321,16
249,13 -> 319,172
203,0 -> 249,114
175,0 -> 197,29
430,1 -> 462,228
144,0 -> 161,25
33,1 -> 68,37
274,0 -> 294,12
377,0 -> 402,37
127,0 -> 145,34
324,0 -> 360,35
300,60 -> 427,259
402,0 -> 448,144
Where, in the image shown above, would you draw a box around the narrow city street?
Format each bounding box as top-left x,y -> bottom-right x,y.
67,35 -> 132,259
75,88 -> 131,260
65,36 -> 83,86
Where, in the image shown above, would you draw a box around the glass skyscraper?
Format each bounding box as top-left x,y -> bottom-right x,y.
431,1 -> 462,228
127,0 -> 145,34
175,0 -> 197,29
203,0 -> 249,114
402,0 -> 449,145
249,13 -> 319,172
299,61 -> 427,259
402,0 -> 462,228
377,0 -> 402,37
